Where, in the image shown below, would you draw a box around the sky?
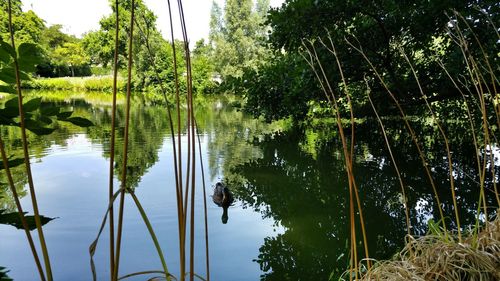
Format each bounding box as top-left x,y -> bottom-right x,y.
22,0 -> 285,43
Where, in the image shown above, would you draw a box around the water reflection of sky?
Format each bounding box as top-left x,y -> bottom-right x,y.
0,133 -> 283,281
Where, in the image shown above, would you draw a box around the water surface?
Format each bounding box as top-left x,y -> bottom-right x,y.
0,92 -> 497,280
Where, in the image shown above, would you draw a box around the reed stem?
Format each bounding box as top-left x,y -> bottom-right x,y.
7,0 -> 53,279
108,0 -> 121,277
113,0 -> 136,279
0,136 -> 46,281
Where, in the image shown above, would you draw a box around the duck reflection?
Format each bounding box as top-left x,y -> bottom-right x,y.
212,182 -> 234,224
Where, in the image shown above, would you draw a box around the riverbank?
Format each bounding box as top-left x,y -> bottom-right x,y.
356,213 -> 500,280
23,76 -> 126,92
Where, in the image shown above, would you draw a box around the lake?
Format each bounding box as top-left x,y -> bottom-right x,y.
0,91 -> 498,280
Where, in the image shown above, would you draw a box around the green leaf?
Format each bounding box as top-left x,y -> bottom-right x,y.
38,115 -> 53,125
24,119 -> 56,135
0,40 -> 15,63
40,106 -> 60,116
0,67 -> 16,84
0,157 -> 24,170
4,96 -> 18,108
0,67 -> 30,84
0,209 -> 55,230
66,117 -> 94,127
0,107 -> 18,119
23,97 -> 42,112
0,84 -> 15,94
17,43 -> 42,73
56,111 -> 73,119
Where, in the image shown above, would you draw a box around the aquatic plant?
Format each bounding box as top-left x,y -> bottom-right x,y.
302,8 -> 499,281
0,1 -> 94,280
87,1 -> 210,281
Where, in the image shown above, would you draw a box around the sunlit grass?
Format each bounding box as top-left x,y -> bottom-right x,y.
24,76 -> 127,92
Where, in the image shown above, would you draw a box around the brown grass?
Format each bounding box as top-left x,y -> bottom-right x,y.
359,213 -> 500,281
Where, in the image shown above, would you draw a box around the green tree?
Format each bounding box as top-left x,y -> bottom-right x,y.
0,2 -> 45,45
41,24 -> 76,49
192,39 -> 216,94
209,0 -> 271,80
52,42 -> 89,77
81,0 -> 159,69
242,0 -> 499,123
36,24 -> 90,77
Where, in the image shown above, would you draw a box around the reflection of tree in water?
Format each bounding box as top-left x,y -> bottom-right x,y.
202,96 -> 285,182
87,99 -> 170,189
0,95 -> 172,208
230,119 -> 498,280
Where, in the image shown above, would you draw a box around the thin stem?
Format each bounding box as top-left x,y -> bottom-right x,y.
400,49 -> 461,241
346,37 -> 448,236
108,0 -> 121,277
301,42 -> 360,277
194,119 -> 210,281
0,136 -> 46,281
437,59 -> 488,226
7,0 -> 53,279
129,192 -> 170,279
114,0 -> 136,279
165,1 -> 185,278
320,36 -> 371,268
176,1 -> 196,279
365,83 -> 412,240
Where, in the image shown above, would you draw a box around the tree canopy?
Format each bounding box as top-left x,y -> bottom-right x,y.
238,0 -> 500,122
209,0 -> 271,80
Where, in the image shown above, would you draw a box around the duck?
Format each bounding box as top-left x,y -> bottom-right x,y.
212,182 -> 234,224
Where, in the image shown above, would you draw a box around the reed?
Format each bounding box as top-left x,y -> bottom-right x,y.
303,8 -> 499,281
112,0 -> 136,279
301,40 -> 368,279
6,0 -> 53,279
0,136 -> 46,281
108,0 -> 121,278
88,1 -> 209,280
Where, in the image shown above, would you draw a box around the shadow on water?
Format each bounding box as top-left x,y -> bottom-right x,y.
228,119 -> 499,280
0,92 -> 498,280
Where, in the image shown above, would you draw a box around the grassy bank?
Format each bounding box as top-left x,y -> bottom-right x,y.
23,76 -> 126,92
355,213 -> 500,280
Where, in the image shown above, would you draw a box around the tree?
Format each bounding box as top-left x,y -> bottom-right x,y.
81,0 -> 186,93
0,2 -> 45,44
52,42 -> 89,77
192,39 -> 216,94
243,0 -> 500,122
41,24 -> 76,49
209,0 -> 271,80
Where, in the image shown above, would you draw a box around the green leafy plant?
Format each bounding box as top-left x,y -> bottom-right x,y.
0,3 -> 94,280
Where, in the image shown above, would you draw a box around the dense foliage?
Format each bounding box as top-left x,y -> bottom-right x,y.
81,0 -> 216,94
208,0 -> 271,80
0,1 -> 91,77
228,0 -> 500,122
1,0 -> 216,94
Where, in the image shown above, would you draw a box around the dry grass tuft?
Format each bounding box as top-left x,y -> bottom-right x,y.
360,214 -> 500,281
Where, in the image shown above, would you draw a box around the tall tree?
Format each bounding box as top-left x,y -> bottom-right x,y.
209,0 -> 271,80
242,0 -> 500,122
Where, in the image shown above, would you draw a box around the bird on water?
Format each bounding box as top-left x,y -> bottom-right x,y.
212,182 -> 234,224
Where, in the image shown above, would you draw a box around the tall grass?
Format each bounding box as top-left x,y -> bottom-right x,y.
4,1 -> 53,280
88,1 -> 210,281
303,9 -> 499,280
24,76 -> 127,92
2,0 -> 209,280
